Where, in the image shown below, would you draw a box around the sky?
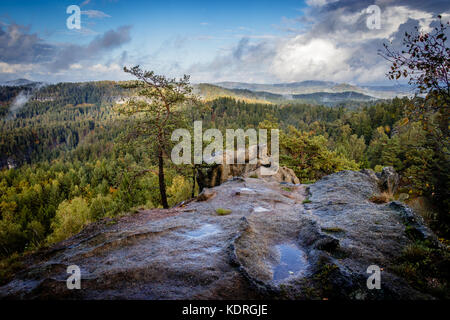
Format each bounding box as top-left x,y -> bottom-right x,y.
0,0 -> 449,85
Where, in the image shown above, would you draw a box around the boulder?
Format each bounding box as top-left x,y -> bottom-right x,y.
196,188 -> 216,202
196,144 -> 299,190
376,166 -> 399,194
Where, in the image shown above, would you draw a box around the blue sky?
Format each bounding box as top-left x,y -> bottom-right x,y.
0,0 -> 448,84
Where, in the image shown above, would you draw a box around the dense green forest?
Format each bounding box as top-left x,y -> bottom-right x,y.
0,81 -> 448,266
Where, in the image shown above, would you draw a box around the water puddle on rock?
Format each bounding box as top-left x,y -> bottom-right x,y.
184,224 -> 220,238
272,244 -> 308,282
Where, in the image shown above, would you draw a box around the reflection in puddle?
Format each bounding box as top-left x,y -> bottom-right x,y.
273,244 -> 308,282
184,224 -> 220,238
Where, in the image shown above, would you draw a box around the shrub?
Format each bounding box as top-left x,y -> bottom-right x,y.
46,197 -> 91,245
167,175 -> 192,207
89,194 -> 114,220
0,221 -> 26,257
279,126 -> 359,183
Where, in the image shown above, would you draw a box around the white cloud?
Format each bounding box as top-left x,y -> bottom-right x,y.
271,38 -> 351,82
81,10 -> 111,19
89,63 -> 121,73
306,0 -> 338,7
70,63 -> 83,70
0,62 -> 34,73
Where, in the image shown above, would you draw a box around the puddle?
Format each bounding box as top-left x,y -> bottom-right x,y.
273,244 -> 308,282
184,224 -> 220,238
254,206 -> 270,213
238,187 -> 256,194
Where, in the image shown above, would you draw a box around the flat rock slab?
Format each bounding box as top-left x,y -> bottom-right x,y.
0,171 -> 438,299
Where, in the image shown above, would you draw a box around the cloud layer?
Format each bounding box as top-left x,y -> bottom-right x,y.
188,0 -> 450,84
1,1 -> 449,84
0,23 -> 131,82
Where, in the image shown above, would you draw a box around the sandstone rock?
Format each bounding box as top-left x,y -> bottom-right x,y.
196,188 -> 217,202
197,144 -> 299,190
376,166 -> 399,194
245,166 -> 300,184
0,169 -> 441,300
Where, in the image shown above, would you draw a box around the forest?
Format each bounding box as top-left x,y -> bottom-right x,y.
0,78 -> 448,268
0,19 -> 449,281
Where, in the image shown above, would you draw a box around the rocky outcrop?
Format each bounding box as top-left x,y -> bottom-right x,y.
362,166 -> 399,194
0,169 -> 442,300
376,166 -> 400,194
196,144 -> 299,191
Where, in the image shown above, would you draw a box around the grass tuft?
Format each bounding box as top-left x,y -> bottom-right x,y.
321,227 -> 345,233
215,208 -> 232,216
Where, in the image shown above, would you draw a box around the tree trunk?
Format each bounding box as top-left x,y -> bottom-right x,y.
191,165 -> 196,198
158,147 -> 169,209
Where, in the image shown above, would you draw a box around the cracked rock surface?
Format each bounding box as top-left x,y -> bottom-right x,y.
0,170 -> 438,299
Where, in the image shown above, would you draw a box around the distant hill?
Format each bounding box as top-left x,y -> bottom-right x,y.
195,83 -> 379,106
0,79 -> 40,87
213,80 -> 412,100
1,79 -> 410,108
216,80 -> 336,93
194,83 -> 277,104
292,91 -> 376,105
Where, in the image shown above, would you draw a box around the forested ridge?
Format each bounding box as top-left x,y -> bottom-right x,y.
0,80 -> 448,275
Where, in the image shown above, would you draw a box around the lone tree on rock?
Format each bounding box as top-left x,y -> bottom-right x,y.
119,66 -> 196,209
381,17 -> 450,235
380,16 -> 449,115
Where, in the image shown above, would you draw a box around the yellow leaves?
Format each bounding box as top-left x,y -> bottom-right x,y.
47,197 -> 90,245
376,126 -> 386,135
438,238 -> 450,246
109,186 -> 117,194
167,175 -> 191,207
0,201 -> 17,221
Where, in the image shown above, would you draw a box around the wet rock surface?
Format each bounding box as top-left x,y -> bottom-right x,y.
0,170 -> 439,299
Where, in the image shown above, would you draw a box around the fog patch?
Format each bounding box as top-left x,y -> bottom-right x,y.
6,90 -> 32,120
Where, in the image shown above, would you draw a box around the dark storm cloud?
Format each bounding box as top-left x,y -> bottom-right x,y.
305,0 -> 446,38
317,0 -> 450,14
0,23 -> 56,64
0,22 -> 131,72
47,25 -> 132,71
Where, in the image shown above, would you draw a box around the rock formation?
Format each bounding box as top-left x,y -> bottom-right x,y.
0,168 -> 443,300
196,144 -> 299,191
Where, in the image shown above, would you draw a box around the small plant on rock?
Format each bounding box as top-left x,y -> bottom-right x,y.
215,208 -> 232,216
